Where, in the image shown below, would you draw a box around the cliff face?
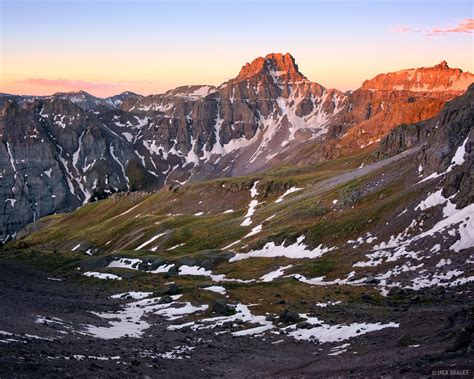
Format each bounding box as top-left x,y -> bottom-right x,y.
0,98 -> 157,241
322,89 -> 450,157
1,55 -> 473,242
377,84 -> 473,166
420,84 -> 473,173
376,121 -> 430,157
377,84 -> 473,208
311,61 -> 474,159
420,84 -> 474,209
361,61 -> 474,93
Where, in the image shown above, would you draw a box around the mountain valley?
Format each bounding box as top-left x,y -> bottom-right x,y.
0,54 -> 473,377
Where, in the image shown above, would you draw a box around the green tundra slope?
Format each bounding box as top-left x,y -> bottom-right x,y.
3,140 -> 469,313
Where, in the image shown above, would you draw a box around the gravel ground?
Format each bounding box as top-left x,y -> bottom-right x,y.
0,260 -> 472,378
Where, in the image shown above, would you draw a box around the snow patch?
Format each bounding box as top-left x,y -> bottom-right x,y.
286,315 -> 399,343
260,265 -> 293,282
230,236 -> 336,262
202,286 -> 227,294
83,272 -> 122,280
241,181 -> 259,226
275,187 -> 302,203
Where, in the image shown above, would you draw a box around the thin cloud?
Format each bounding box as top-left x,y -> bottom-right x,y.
8,78 -> 161,97
392,18 -> 474,36
391,26 -> 421,33
428,18 -> 474,35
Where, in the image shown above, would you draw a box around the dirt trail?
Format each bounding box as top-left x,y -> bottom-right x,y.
292,146 -> 421,202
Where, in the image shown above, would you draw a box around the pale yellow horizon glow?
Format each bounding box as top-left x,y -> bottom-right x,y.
1,50 -> 473,98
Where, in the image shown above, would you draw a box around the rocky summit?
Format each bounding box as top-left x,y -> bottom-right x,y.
361,61 -> 474,93
0,54 -> 473,378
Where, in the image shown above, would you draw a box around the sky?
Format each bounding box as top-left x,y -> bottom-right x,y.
0,0 -> 472,97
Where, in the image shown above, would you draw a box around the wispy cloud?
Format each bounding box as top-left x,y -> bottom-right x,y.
392,18 -> 474,36
428,18 -> 474,35
391,26 -> 420,33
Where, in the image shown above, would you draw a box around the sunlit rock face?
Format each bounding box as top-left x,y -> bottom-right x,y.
361,61 -> 474,93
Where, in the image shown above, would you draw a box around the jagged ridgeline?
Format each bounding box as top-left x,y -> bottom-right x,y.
9,83 -> 474,294
1,53 -> 473,242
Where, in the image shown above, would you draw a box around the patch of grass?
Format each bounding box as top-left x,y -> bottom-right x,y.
1,146 -> 429,317
227,277 -> 377,315
0,250 -> 82,272
288,256 -> 337,278
218,257 -> 295,280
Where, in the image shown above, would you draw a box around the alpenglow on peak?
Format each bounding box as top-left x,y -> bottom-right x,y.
234,53 -> 307,83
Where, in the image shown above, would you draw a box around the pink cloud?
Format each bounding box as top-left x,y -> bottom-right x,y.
11,78 -> 162,97
392,18 -> 474,36
428,18 -> 474,35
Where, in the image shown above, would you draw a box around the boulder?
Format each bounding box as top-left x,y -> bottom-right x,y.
279,309 -> 301,324
211,299 -> 235,316
164,284 -> 180,296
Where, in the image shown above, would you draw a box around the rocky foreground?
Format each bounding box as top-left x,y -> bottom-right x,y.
0,260 -> 472,378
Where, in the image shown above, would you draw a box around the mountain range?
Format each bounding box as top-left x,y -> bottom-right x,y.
1,53 -> 473,375
1,53 -> 473,242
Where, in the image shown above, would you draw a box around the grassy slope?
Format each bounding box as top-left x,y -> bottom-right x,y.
2,147 -> 427,314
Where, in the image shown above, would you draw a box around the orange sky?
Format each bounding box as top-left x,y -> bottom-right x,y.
1,1 -> 472,98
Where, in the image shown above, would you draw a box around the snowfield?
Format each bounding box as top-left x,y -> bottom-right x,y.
230,236 -> 336,261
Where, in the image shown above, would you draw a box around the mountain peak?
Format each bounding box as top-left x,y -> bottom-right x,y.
435,60 -> 449,69
361,61 -> 473,92
52,90 -> 92,98
235,52 -> 306,82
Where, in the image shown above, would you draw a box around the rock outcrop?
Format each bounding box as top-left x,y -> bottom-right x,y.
378,83 -> 473,208
361,61 -> 474,93
378,84 -> 473,168
320,60 -> 474,158
0,97 -> 157,241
